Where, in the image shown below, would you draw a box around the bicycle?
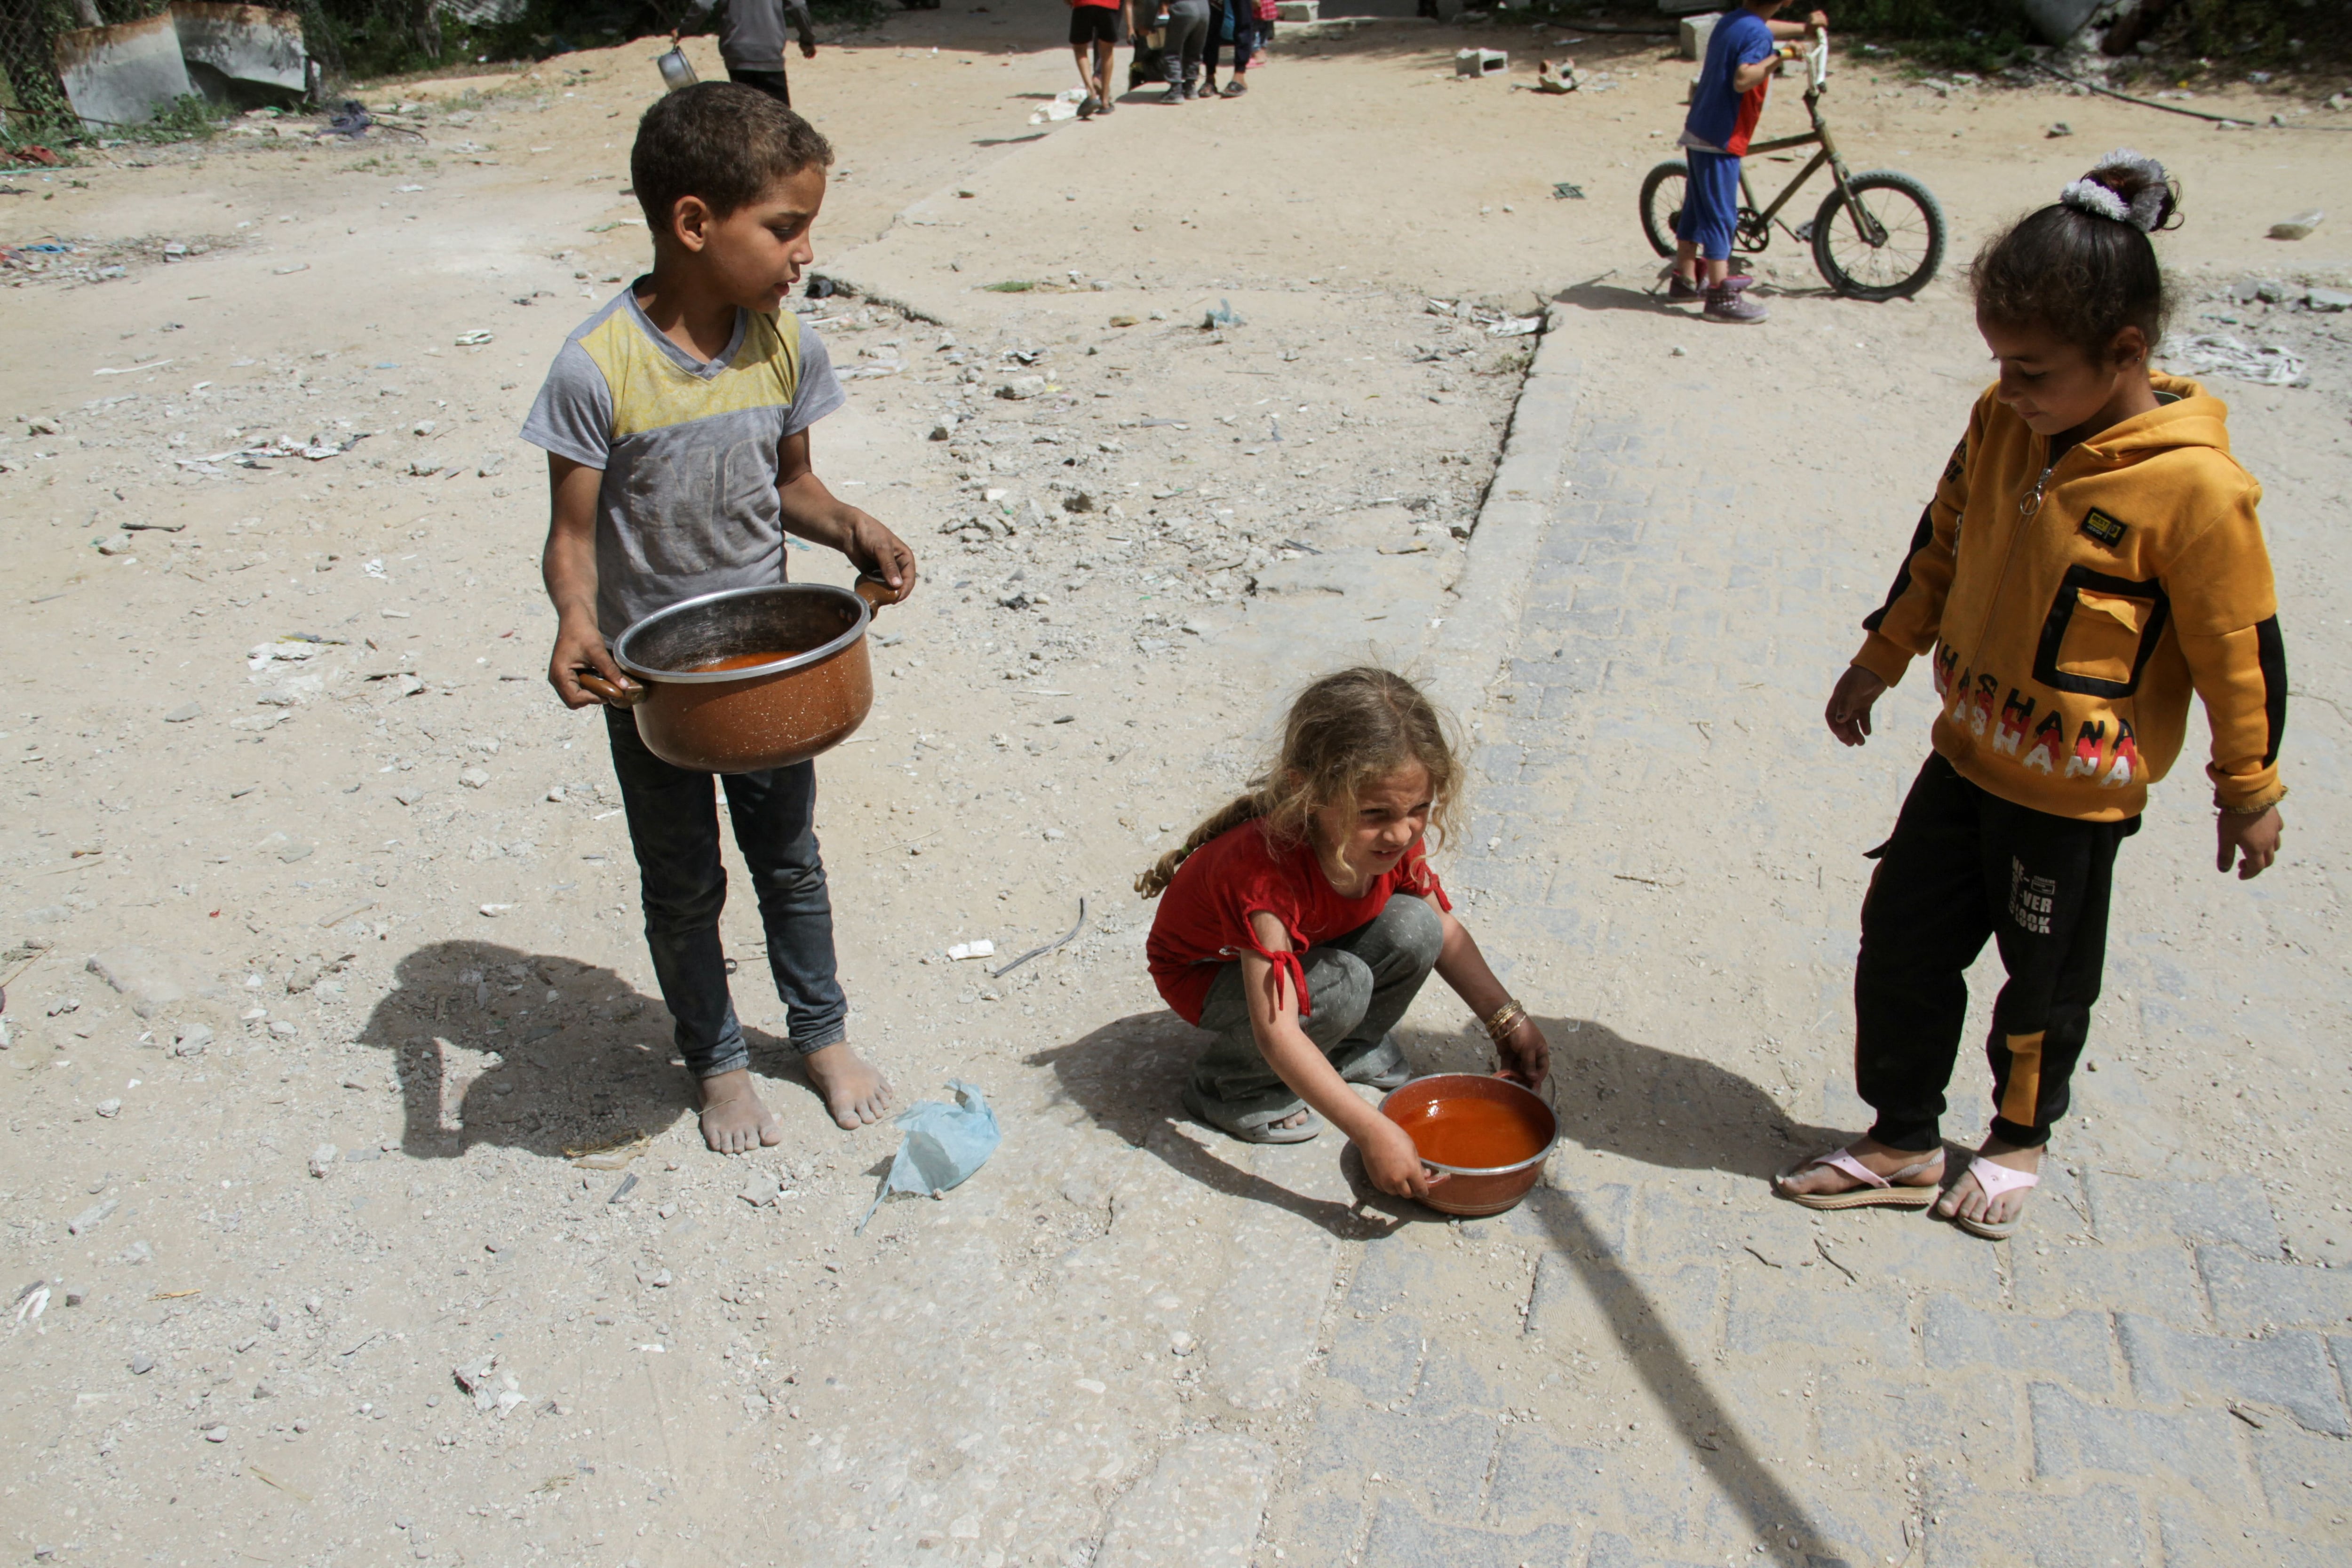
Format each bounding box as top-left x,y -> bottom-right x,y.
1638,37 -> 1946,301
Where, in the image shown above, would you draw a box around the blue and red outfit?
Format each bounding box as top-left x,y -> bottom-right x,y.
1676,9 -> 1779,261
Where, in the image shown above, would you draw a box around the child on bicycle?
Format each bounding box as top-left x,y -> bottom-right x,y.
1668,0 -> 1827,325
1779,152 -> 2289,1238
1137,669 -> 1549,1201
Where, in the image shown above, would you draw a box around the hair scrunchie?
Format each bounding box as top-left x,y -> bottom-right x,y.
2058,148 -> 2170,233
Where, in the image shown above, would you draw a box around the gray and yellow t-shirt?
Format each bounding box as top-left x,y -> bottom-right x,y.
519,284 -> 845,638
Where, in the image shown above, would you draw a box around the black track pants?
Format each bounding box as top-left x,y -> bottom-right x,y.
1853,753 -> 2137,1152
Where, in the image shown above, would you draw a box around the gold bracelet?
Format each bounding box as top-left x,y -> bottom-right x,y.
1482,999 -> 1526,1043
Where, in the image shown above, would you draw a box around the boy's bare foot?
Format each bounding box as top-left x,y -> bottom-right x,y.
1267,1108 -> 1311,1131
698,1068 -> 783,1155
1934,1137 -> 2042,1228
803,1042 -> 892,1130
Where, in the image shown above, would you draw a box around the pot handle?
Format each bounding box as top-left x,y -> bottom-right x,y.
853,574 -> 897,613
575,670 -> 647,708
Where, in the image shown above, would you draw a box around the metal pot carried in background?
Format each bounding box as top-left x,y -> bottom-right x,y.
655,44 -> 698,92
577,578 -> 892,774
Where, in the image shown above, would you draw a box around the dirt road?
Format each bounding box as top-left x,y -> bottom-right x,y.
3,6 -> 2349,1564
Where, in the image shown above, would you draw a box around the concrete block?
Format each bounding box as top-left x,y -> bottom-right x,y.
1809,1373 -> 2031,1482
1278,1487 -> 1364,1568
1453,48 -> 1508,79
2154,1496 -> 2348,1568
1359,1498 -> 1580,1568
1724,1266 -> 1911,1363
2115,1313 -> 2348,1435
1812,1220 -> 2002,1297
2249,1421 -> 2352,1533
1921,1295 -> 2114,1393
1346,1235 -> 1438,1308
1479,1428 -> 1607,1530
2007,1237 -> 2211,1329
1274,0 -> 1318,19
1326,1311 -> 1424,1404
1584,1533 -> 1733,1568
1525,1254 -> 1719,1353
2196,1244 -> 2352,1334
1410,1344 -> 1495,1420
1299,1409 -> 1497,1527
2027,1382 -> 2249,1510
1094,1431 -> 1274,1568
2084,1169 -> 2282,1256
1523,1182 -> 1630,1260
1922,1476 -> 2145,1568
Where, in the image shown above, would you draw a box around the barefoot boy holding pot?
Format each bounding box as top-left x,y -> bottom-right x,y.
523,84 -> 915,1153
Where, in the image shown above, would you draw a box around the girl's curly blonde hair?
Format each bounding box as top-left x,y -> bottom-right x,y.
1134,667 -> 1462,899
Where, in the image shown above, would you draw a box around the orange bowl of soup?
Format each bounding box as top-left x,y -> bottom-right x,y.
1378,1072 -> 1557,1217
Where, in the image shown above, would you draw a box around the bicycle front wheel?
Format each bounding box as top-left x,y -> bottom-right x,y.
1638,160 -> 1689,259
1811,171 -> 1946,301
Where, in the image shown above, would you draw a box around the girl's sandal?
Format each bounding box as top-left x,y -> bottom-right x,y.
1774,1146 -> 1944,1210
1182,1084 -> 1324,1144
1943,1155 -> 2040,1241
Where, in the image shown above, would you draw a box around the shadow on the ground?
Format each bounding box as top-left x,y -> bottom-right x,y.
350,939 -> 825,1160
1552,278 -> 1677,315
1031,1005 -> 1830,1229
1026,1010 -> 1399,1240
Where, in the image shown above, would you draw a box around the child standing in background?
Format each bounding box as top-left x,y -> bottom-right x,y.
1667,0 -> 1827,324
1781,153 -> 2288,1238
1139,669 -> 1550,1201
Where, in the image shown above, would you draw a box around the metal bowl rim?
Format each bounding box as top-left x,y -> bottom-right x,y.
1377,1071 -> 1561,1178
611,582 -> 869,685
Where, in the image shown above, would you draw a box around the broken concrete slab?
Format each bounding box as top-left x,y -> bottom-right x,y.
173,3 -> 311,107
56,13 -> 194,128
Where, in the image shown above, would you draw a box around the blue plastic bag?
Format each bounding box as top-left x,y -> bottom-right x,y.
856,1081 -> 1001,1234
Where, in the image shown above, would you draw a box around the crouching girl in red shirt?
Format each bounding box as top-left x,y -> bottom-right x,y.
1138,667 -> 1550,1201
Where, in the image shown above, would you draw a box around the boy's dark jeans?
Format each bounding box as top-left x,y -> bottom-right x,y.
604,706 -> 846,1079
1854,753 -> 2136,1153
728,66 -> 793,107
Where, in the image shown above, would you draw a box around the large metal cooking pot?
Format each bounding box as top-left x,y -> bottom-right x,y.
576,577 -> 892,774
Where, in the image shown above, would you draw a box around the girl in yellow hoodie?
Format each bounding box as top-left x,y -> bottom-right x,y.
1776,151 -> 2288,1239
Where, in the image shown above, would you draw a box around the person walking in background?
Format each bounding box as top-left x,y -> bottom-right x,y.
1201,0 -> 1265,97
1158,0 -> 1210,101
688,0 -> 819,108
1069,0 -> 1121,117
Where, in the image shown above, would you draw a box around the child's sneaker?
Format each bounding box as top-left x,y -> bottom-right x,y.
1667,271 -> 1752,302
1703,286 -> 1768,324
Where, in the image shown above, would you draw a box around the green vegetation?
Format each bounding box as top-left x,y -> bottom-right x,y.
982,280 -> 1037,293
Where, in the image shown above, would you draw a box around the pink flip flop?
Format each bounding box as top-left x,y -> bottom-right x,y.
1774,1146 -> 1944,1210
1945,1154 -> 2040,1240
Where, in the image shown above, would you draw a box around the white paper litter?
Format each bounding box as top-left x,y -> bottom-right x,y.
946,940 -> 996,961
2168,334 -> 2306,387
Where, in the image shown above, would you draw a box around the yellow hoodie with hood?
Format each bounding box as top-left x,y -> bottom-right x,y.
1852,374 -> 2286,824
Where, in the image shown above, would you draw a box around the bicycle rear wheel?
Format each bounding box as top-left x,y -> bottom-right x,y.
1638,160 -> 1689,259
1811,171 -> 1945,301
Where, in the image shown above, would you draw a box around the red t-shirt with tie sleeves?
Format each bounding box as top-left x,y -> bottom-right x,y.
1145,820 -> 1450,1026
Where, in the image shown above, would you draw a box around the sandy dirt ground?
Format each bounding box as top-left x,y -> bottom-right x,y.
2,5 -> 2350,1565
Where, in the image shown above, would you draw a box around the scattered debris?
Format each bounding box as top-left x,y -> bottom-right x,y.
946,939 -> 996,962
2170,334 -> 2306,387
856,1081 -> 1002,1234
989,898 -> 1089,979
2269,211 -> 2322,242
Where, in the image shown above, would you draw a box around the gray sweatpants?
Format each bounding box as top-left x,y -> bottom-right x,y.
1162,0 -> 1209,89
1185,893 -> 1443,1135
